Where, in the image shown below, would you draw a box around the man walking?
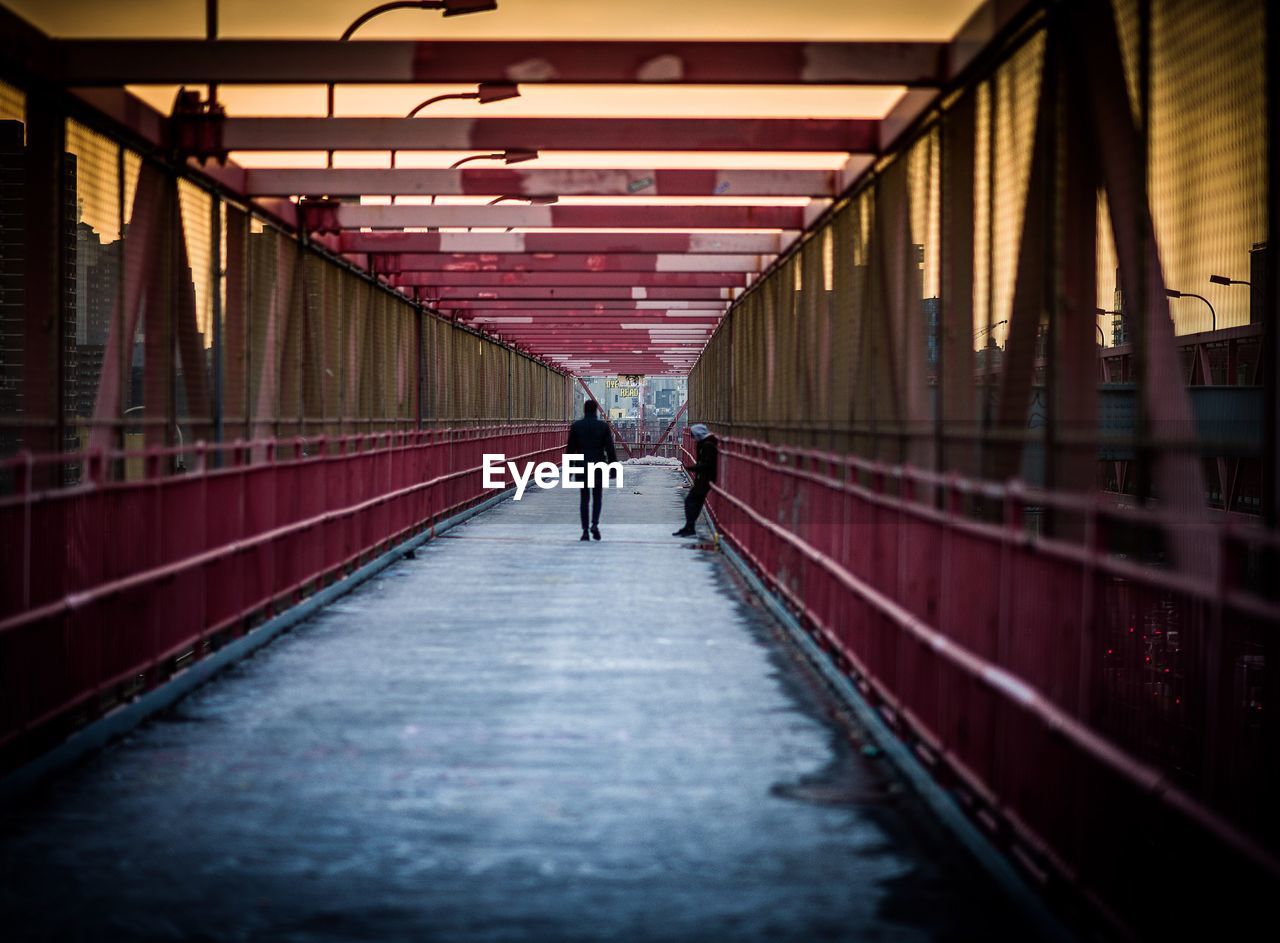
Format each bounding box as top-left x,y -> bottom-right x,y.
566,400 -> 618,541
674,424 -> 717,537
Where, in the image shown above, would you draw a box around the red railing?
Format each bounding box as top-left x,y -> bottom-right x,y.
688,432 -> 1280,935
0,424 -> 565,771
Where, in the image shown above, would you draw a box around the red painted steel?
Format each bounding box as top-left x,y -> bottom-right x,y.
691,432 -> 1280,931
0,425 -> 564,772
339,232 -> 796,255
429,286 -> 730,301
332,203 -> 805,231
442,300 -> 728,309
48,39 -> 948,86
223,117 -> 878,153
651,402 -> 690,450
246,168 -> 836,198
392,272 -> 747,288
370,253 -> 764,274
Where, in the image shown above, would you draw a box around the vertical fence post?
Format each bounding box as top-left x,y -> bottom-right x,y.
21,92 -> 66,478
211,198 -> 223,454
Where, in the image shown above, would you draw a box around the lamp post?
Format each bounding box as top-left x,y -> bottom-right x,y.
1166,288 -> 1216,332
429,150 -> 539,205
341,0 -> 496,41
407,82 -> 520,118
327,1 -> 498,166
1209,274 -> 1251,287
390,82 -> 521,202
490,194 -> 558,231
1094,307 -> 1123,345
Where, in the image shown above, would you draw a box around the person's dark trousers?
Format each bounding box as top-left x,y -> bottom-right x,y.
580,482 -> 603,532
684,482 -> 710,531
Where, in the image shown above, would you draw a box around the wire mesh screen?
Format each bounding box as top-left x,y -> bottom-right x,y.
0,82 -> 24,465
690,1 -> 1269,516
0,102 -> 567,475
686,1 -> 1279,908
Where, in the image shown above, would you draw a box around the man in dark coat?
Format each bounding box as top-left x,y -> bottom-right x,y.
566,400 -> 619,541
674,424 -> 717,537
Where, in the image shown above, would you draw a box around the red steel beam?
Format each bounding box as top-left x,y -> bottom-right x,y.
49,40 -> 948,86
340,231 -> 795,254
466,315 -> 719,324
391,271 -> 746,288
652,401 -> 690,449
370,253 -> 764,273
494,337 -> 707,341
428,286 -> 733,300
439,301 -> 728,309
332,203 -> 804,230
222,117 -> 877,153
246,168 -> 837,198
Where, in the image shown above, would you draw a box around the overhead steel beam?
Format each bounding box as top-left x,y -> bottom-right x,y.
332,203 -> 804,230
438,300 -> 728,309
340,231 -> 796,254
390,271 -> 746,288
428,286 -> 733,300
468,325 -> 718,331
222,117 -> 877,153
245,168 -> 836,198
467,318 -> 719,326
48,40 -> 948,86
369,253 -> 764,273
466,319 -> 717,327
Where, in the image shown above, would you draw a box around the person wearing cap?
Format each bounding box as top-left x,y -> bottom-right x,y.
674,424 -> 718,537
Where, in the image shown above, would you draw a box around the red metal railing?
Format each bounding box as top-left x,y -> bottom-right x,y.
0,424 -> 565,771
688,431 -> 1280,934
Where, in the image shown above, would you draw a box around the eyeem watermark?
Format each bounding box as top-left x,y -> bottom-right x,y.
482,454 -> 625,501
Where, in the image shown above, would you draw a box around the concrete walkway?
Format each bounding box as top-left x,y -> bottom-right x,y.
0,466 -> 1036,942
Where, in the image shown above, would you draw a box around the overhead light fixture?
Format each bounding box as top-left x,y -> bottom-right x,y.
1165,288 -> 1216,331
407,82 -> 520,118
332,1 -> 498,167
489,195 -> 558,206
342,1 -> 496,40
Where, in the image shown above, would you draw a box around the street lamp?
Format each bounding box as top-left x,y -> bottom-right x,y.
407,82 -> 520,117
327,1 -> 498,166
430,150 -> 539,204
452,149 -> 538,169
391,82 -> 521,192
1165,288 -> 1216,332
1094,307 -> 1123,345
490,194 -> 558,232
489,194 -> 557,206
341,0 -> 496,40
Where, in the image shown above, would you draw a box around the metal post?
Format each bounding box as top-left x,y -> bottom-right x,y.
210,196 -> 223,453
21,92 -> 66,477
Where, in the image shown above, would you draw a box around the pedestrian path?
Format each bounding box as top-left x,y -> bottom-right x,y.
0,466 -> 1035,942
